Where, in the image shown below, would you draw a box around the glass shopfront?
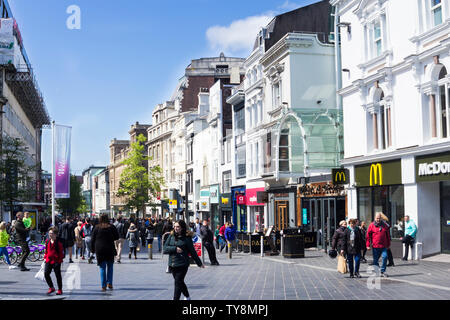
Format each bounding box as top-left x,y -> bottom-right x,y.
441,181 -> 450,254
357,185 -> 405,239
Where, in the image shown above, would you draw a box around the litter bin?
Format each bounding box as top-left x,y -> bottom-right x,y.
282,228 -> 305,258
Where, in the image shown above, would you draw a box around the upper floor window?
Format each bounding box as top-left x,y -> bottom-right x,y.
367,85 -> 392,151
373,22 -> 382,57
272,81 -> 281,108
432,0 -> 443,26
437,66 -> 449,138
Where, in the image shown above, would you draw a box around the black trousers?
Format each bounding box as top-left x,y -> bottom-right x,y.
204,241 -> 218,264
403,236 -> 415,259
18,241 -> 30,267
141,236 -> 146,247
44,262 -> 63,290
172,265 -> 189,300
387,248 -> 394,265
129,247 -> 137,257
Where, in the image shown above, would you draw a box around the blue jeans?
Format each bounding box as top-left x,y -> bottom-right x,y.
99,261 -> 114,288
0,247 -> 11,265
347,253 -> 361,274
372,248 -> 388,273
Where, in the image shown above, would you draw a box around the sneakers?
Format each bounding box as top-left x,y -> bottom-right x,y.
184,296 -> 191,300
69,259 -> 74,263
56,290 -> 63,295
107,284 -> 113,290
380,272 -> 389,278
20,267 -> 30,272
101,287 -> 107,292
47,288 -> 56,295
355,272 -> 362,278
117,260 -> 121,264
8,265 -> 17,270
349,273 -> 355,278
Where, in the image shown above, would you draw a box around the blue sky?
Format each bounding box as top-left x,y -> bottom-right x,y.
9,0 -> 318,175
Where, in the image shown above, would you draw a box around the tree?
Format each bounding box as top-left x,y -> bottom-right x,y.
117,134 -> 164,219
0,135 -> 39,221
56,175 -> 83,217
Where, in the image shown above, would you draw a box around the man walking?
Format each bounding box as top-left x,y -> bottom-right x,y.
113,216 -> 126,263
402,215 -> 417,261
155,218 -> 164,252
200,219 -> 219,265
194,218 -> 201,237
14,212 -> 31,271
366,212 -> 391,277
59,217 -> 76,263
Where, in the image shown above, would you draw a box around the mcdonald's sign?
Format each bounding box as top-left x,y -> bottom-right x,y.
355,160 -> 401,187
332,168 -> 349,185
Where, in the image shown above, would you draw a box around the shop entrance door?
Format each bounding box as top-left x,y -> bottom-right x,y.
441,182 -> 450,254
311,198 -> 336,250
275,200 -> 289,231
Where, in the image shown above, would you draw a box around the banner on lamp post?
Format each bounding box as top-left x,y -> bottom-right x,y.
53,124 -> 71,199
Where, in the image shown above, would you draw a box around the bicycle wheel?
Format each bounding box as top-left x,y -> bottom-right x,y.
8,251 -> 18,265
27,250 -> 39,262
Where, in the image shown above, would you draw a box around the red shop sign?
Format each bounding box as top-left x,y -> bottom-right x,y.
246,187 -> 265,206
236,195 -> 246,205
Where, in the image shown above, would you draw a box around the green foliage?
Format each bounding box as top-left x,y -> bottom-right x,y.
56,175 -> 83,215
117,134 -> 164,218
0,136 -> 39,218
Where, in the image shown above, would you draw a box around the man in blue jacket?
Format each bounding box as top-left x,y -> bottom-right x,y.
402,215 -> 417,261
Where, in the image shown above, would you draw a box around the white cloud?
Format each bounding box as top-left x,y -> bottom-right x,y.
206,13 -> 274,56
278,0 -> 303,11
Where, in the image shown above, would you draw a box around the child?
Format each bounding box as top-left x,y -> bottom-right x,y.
23,212 -> 32,242
43,227 -> 64,295
0,222 -> 16,269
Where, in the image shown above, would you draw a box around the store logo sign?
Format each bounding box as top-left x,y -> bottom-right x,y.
332,169 -> 349,185
370,163 -> 383,186
418,162 -> 450,176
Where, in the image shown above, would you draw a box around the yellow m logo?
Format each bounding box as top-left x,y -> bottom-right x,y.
370,163 -> 383,186
335,171 -> 346,182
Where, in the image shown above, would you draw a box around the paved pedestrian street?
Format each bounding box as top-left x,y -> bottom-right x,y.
1,245 -> 449,300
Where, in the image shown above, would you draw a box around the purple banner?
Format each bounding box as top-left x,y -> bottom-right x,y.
53,124 -> 71,198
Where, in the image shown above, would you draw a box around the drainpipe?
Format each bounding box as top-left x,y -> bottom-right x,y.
333,4 -> 343,162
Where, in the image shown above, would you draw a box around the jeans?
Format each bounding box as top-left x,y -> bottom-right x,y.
99,261 -> 114,288
347,253 -> 361,275
372,248 -> 388,273
84,237 -> 92,259
172,265 -> 189,300
0,247 -> 11,265
45,262 -> 62,290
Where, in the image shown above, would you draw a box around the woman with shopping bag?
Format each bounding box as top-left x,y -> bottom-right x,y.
332,220 -> 348,275
42,226 -> 65,295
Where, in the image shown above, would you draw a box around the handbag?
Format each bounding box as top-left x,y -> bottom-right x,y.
337,254 -> 348,274
34,261 -> 46,282
166,265 -> 172,273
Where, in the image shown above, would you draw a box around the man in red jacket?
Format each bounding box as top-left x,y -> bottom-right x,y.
366,212 -> 391,277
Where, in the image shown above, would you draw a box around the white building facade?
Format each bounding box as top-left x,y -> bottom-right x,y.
333,0 -> 450,257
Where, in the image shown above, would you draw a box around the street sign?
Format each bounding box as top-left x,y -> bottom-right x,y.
169,199 -> 177,208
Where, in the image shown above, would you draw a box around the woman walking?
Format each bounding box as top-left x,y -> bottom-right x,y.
74,221 -> 84,260
346,219 -> 364,278
126,223 -> 140,259
163,220 -> 204,300
145,222 -> 155,253
0,222 -> 16,270
43,227 -> 64,295
360,221 -> 368,263
332,220 -> 348,274
91,214 -> 119,292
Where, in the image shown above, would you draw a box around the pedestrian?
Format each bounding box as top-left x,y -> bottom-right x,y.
402,215 -> 417,261
155,218 -> 164,252
91,214 -> 119,292
360,221 -> 368,263
214,225 -> 220,250
224,222 -> 236,252
162,218 -> 173,235
126,223 -> 140,259
200,219 -> 219,265
194,218 -> 201,237
74,221 -> 84,260
82,218 -> 95,264
145,222 -> 155,252
43,227 -> 64,296
59,217 -> 75,263
346,219 -> 363,278
14,212 -> 31,271
366,212 -> 391,277
331,220 -> 348,273
379,213 -> 395,267
163,220 -> 204,300
113,216 -> 126,263
139,221 -> 147,249
218,223 -> 227,253
0,222 -> 17,270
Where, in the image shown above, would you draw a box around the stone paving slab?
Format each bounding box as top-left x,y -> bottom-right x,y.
0,244 -> 449,300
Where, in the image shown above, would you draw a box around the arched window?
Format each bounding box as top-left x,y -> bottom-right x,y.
437,66 -> 449,138
368,84 -> 391,150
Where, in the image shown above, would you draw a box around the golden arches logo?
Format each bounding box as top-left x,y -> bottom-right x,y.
335,171 -> 346,182
370,163 -> 383,186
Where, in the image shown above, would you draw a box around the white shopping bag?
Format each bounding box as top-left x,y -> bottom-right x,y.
34,261 -> 45,282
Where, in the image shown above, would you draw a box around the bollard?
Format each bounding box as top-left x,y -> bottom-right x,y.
260,236 -> 264,258
227,241 -> 232,259
281,235 -> 284,257
148,243 -> 153,260
249,235 -> 252,255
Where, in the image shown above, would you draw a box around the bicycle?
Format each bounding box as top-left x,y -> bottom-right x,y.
0,246 -> 18,265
